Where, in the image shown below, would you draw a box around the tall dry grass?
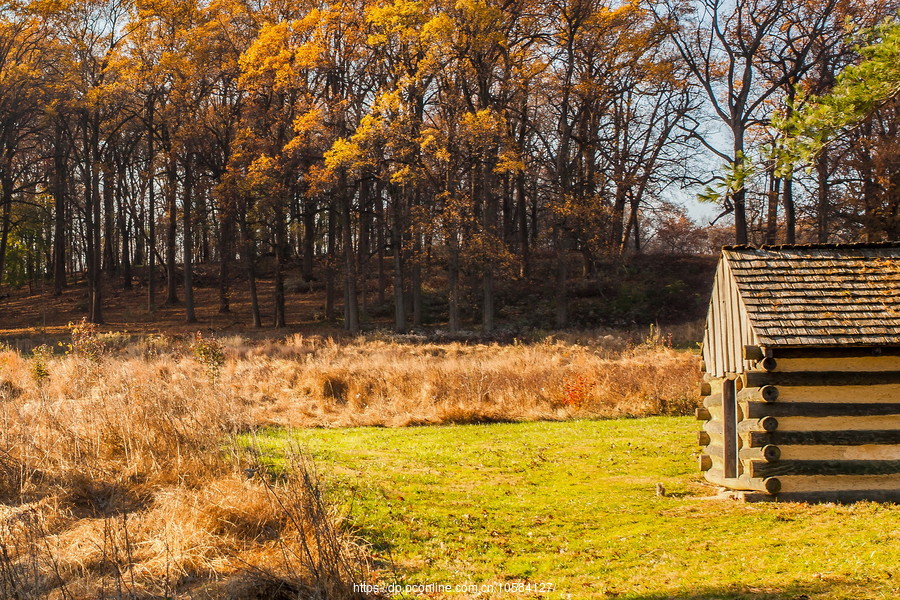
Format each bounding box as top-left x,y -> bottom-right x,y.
0,326 -> 700,598
0,341 -> 372,600
218,329 -> 700,427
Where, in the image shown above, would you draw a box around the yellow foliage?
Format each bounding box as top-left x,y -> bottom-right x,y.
292,107 -> 324,136
460,108 -> 504,142
495,146 -> 525,174
323,137 -> 361,171
238,21 -> 293,90
366,0 -> 428,45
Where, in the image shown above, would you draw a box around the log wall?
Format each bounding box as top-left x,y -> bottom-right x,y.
698,349 -> 900,503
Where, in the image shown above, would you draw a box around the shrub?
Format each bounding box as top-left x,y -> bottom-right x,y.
65,317 -> 107,361
190,331 -> 226,379
30,344 -> 53,383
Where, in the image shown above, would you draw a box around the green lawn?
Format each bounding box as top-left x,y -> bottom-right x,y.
244,418 -> 900,599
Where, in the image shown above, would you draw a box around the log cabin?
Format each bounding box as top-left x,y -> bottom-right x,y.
698,242 -> 900,502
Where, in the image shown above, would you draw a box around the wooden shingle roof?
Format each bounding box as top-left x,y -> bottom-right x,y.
723,243 -> 900,347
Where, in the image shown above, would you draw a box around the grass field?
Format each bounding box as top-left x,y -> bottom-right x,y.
0,330 -> 698,598
248,418 -> 900,600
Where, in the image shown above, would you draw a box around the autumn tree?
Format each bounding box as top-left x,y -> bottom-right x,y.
0,9 -> 52,290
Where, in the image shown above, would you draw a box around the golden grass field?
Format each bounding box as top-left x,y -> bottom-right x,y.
0,326 -> 700,599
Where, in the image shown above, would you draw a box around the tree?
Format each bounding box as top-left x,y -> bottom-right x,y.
653,0 -> 841,244
779,18 -> 900,162
0,10 -> 51,292
777,18 -> 900,241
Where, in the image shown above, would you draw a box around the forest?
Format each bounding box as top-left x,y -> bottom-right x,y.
0,0 -> 898,332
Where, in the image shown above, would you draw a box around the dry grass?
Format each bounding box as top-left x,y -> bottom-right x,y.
220,330 -> 700,427
0,327 -> 700,599
0,343 -> 371,600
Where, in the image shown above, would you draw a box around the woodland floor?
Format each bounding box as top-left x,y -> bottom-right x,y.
0,271 -> 334,339
0,253 -> 718,343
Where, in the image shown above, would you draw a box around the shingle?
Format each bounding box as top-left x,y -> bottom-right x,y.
724,244 -> 900,347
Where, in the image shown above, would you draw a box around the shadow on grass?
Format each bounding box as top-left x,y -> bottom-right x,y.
625,580 -> 866,600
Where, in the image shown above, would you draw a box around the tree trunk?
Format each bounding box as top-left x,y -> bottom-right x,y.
182,154 -> 196,323
375,182 -> 387,304
862,161 -> 879,242
53,124 -> 67,296
611,182 -> 628,253
765,172 -> 780,245
783,175 -> 796,244
147,103 -> 156,312
340,180 -> 358,333
90,143 -> 103,323
391,188 -> 406,333
411,191 -> 422,328
102,164 -> 117,275
218,214 -> 231,313
448,232 -> 460,332
325,202 -> 337,321
816,153 -> 829,243
165,155 -> 178,304
302,197 -> 315,281
481,164 -> 496,333
502,175 -> 514,244
273,198 -> 287,328
358,181 -> 371,324
733,130 -> 749,244
240,213 -> 261,328
0,172 -> 12,289
118,172 -> 132,290
554,228 -> 567,329
516,170 -> 529,278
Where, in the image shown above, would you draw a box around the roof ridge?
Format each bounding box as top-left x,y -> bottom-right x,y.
724,241 -> 900,251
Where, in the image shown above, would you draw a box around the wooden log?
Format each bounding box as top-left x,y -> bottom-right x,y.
769,474 -> 900,493
738,416 -> 778,433
697,431 -> 711,446
749,430 -> 900,447
761,357 -> 778,372
699,381 -> 712,396
704,419 -> 723,437
699,454 -> 713,471
743,345 -> 764,361
778,444 -> 900,461
743,489 -> 900,504
766,356 -> 900,373
737,386 -> 778,402
761,476 -> 782,494
748,459 -> 900,478
722,379 -> 738,478
704,468 -> 725,486
705,469 -> 781,494
740,445 -> 781,462
744,371 -> 900,388
760,416 -> 778,432
695,407 -> 712,421
772,347 -> 900,359
704,394 -> 723,408
762,415 -> 900,432
765,384 -> 900,404
744,401 -> 900,419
